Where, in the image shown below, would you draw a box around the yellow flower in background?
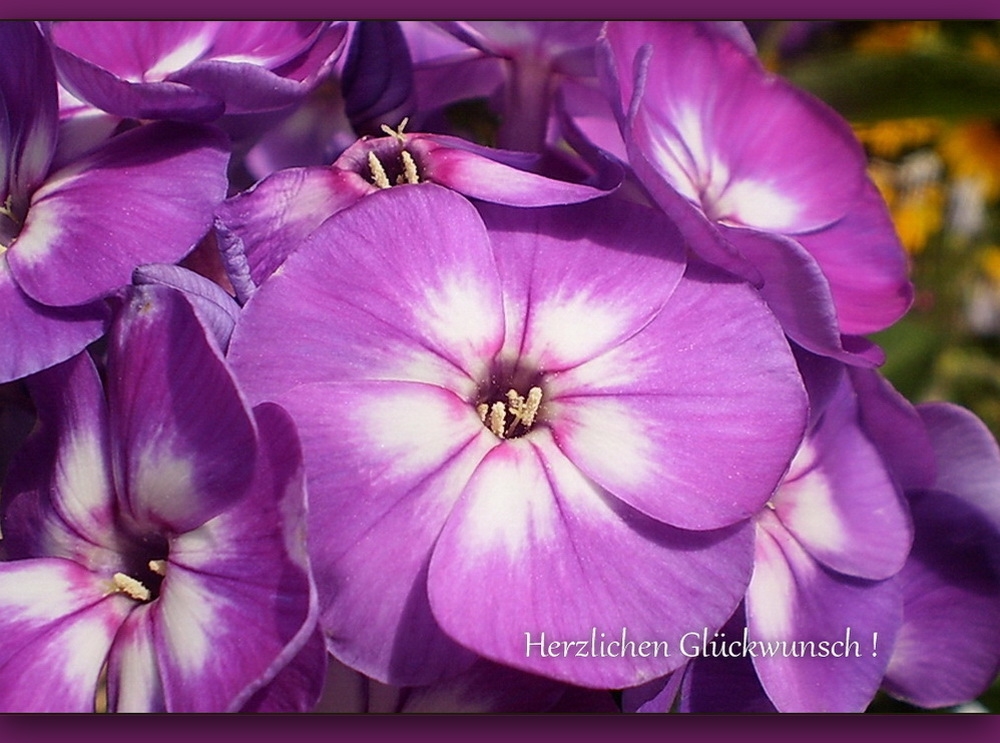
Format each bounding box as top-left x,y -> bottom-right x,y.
853,21 -> 942,53
854,119 -> 942,160
939,121 -> 1000,203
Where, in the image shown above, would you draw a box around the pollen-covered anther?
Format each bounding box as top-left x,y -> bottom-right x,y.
148,559 -> 168,577
368,151 -> 391,189
481,386 -> 544,439
489,401 -> 507,438
112,572 -> 151,602
399,150 -> 420,185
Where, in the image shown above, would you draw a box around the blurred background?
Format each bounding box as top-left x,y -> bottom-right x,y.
753,20 -> 1000,713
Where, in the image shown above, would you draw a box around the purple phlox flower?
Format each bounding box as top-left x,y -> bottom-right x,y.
0,22 -> 230,384
216,119 -> 622,292
634,365 -> 912,713
42,22 -> 348,131
877,401 -> 1000,708
227,184 -> 807,689
316,656 -> 619,713
599,21 -> 913,366
0,285 -> 319,712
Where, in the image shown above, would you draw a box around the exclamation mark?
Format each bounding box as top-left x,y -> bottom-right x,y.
872,631 -> 879,657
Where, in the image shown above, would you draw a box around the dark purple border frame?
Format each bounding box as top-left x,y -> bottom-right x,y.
5,1 -> 1000,19
2,7 -> 999,743
2,712 -> 999,742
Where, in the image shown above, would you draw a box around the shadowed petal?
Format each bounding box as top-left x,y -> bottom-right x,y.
747,511 -> 902,712
108,285 -> 257,533
274,379 -> 490,686
143,402 -> 315,712
676,604 -> 778,713
883,489 -> 1000,708
1,352 -> 124,570
721,226 -> 878,367
429,429 -> 754,689
773,374 -> 911,580
240,627 -> 328,712
132,263 -> 241,351
0,22 -> 58,207
0,258 -> 107,384
797,182 -> 912,336
8,121 -> 229,307
918,403 -> 1000,529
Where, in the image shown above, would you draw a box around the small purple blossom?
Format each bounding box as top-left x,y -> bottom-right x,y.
0,285 -> 318,711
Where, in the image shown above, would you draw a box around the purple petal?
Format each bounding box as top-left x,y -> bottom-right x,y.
48,22 -> 220,81
722,225 -> 879,367
429,429 -> 755,688
132,263 -> 241,351
216,166 -> 371,286
107,285 -> 257,533
882,489 -> 1000,708
0,257 -> 107,384
204,21 -> 325,68
773,373 -> 912,580
169,60 -> 316,115
850,368 -> 936,492
0,558 -> 133,712
240,627 -> 328,713
106,603 -> 166,712
675,604 -> 778,713
606,22 -> 865,234
1,352 -> 124,568
476,197 -> 686,372
143,402 -> 315,712
47,21 -> 225,121
545,261 -> 807,530
274,379 -> 488,686
341,22 -> 415,135
623,671 -> 684,713
746,511 -> 902,712
229,184 -> 505,403
917,403 -> 1000,529
412,133 -> 620,206
7,121 -> 229,307
0,22 -> 57,207
797,181 -> 913,336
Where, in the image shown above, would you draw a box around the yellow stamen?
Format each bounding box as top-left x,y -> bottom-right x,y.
112,572 -> 151,602
148,559 -> 168,577
482,386 -> 544,439
400,150 -> 420,185
489,401 -> 507,438
368,152 -> 391,189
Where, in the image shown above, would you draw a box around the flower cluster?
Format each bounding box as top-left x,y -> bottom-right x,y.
1,20 -> 999,713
